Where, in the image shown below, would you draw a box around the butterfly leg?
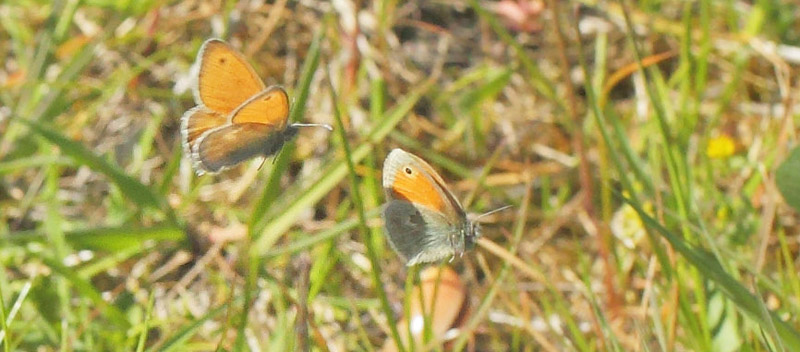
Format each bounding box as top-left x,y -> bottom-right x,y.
272,144 -> 284,164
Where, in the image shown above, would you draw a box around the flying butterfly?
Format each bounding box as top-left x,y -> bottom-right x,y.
181,39 -> 330,175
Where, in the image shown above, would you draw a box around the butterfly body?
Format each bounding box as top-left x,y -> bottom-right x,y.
382,149 -> 480,265
181,39 -> 329,175
191,120 -> 298,173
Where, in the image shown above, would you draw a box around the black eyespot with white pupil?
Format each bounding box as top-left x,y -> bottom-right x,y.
404,167 -> 413,175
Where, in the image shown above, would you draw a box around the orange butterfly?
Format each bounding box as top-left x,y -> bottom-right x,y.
381,149 -> 480,265
181,39 -> 330,175
382,149 -> 510,265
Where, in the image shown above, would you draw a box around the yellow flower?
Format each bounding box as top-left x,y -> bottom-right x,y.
707,135 -> 736,159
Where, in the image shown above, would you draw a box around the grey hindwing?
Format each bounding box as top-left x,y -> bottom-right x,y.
382,200 -> 456,265
197,124 -> 296,172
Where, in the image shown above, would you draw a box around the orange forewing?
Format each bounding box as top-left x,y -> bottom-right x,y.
406,153 -> 452,195
389,164 -> 447,212
230,87 -> 289,127
197,40 -> 266,114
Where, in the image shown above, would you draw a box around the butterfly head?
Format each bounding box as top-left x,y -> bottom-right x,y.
462,220 -> 481,251
462,205 -> 511,250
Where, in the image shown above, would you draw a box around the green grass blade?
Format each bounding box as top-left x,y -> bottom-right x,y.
236,28 -> 326,352
0,156 -> 72,175
467,0 -> 560,110
452,178 -> 533,350
135,291 -> 156,352
776,147 -> 800,212
0,267 -> 8,352
248,30 -> 324,234
67,225 -> 184,252
20,119 -> 167,214
624,196 -> 800,348
39,257 -> 130,329
263,209 -> 382,259
9,225 -> 183,252
147,300 -> 231,352
328,67 -> 405,352
458,67 -> 512,111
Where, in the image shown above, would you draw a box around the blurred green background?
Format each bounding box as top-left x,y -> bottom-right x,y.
2,0 -> 800,350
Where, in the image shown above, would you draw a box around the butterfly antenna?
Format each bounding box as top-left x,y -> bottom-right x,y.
473,205 -> 514,222
292,123 -> 333,131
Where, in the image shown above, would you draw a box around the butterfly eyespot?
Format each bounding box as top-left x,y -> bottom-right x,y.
404,167 -> 413,175
218,58 -> 227,64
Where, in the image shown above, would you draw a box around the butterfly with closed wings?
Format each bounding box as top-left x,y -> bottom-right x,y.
383,149 -> 508,265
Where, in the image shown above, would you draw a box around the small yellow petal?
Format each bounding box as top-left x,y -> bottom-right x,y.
707,135 -> 736,159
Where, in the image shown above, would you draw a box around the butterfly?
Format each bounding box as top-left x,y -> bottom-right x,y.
181,38 -> 330,175
381,148 -> 482,265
